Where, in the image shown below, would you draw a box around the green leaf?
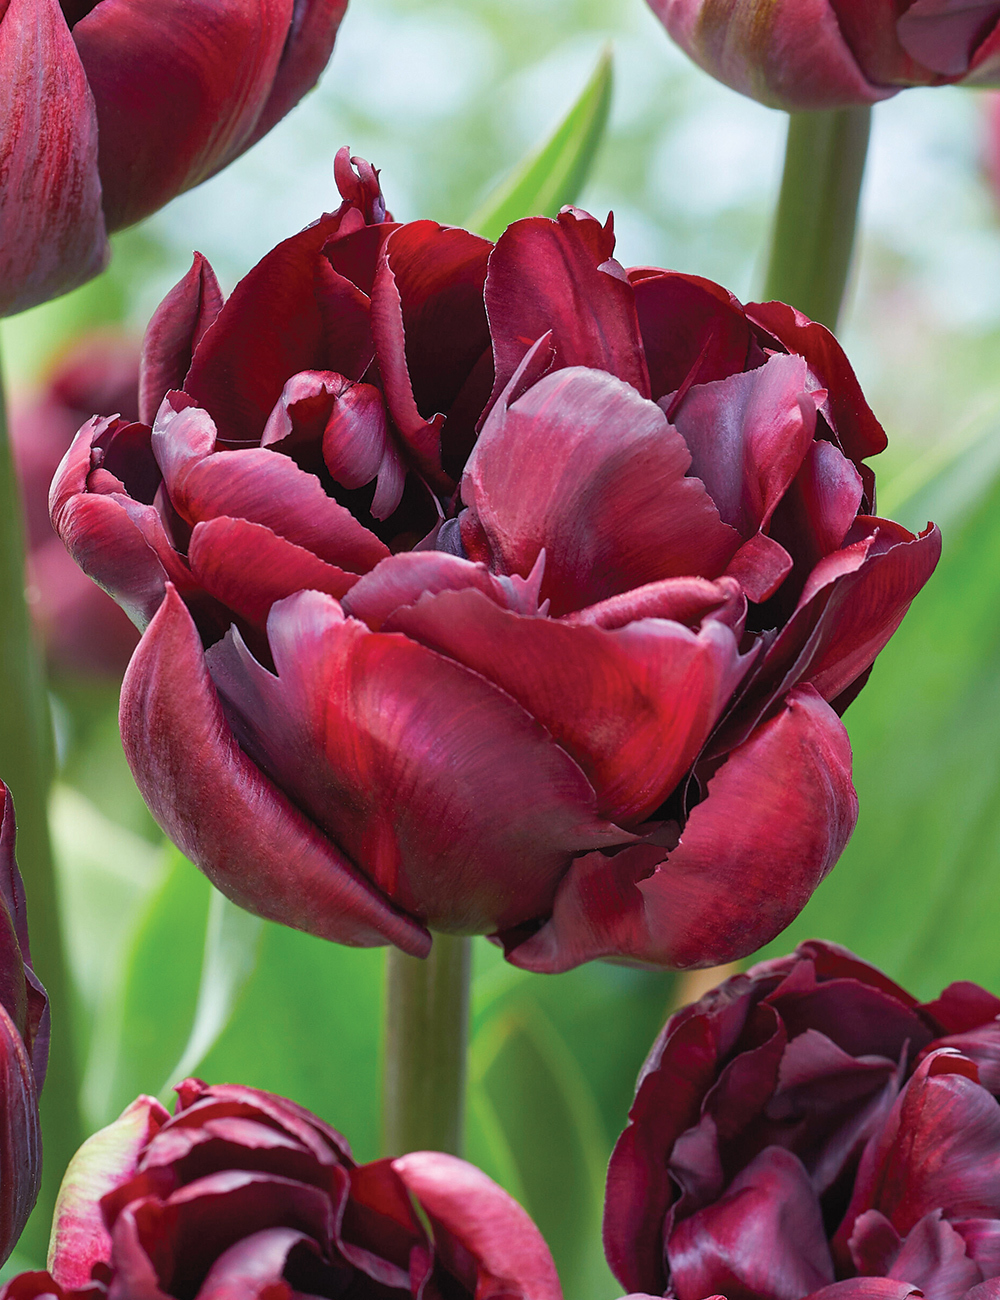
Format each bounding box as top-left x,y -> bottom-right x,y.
467,47 -> 613,241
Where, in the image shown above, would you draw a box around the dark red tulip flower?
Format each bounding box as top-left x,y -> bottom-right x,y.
605,939 -> 1000,1300
0,0 -> 348,316
0,782 -> 49,1264
11,335 -> 140,678
2,1078 -> 562,1300
649,0 -> 1000,110
50,150 -> 939,970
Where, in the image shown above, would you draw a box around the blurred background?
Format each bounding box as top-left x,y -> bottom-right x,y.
4,0 -> 1000,1294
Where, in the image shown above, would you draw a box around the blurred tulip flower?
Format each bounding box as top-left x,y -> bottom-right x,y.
0,0 -> 349,316
649,0 -> 1000,110
605,940 -> 1000,1300
2,1078 -> 561,1300
0,781 -> 48,1264
11,335 -> 140,678
51,150 -> 939,970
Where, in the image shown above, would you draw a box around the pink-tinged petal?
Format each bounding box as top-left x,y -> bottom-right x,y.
965,1284 -> 1000,1300
72,0 -> 294,232
0,1001 -> 41,1266
153,403 -> 388,573
507,685 -> 856,972
895,0 -> 1000,76
725,531 -> 794,604
388,588 -> 750,824
667,1147 -> 834,1300
244,0 -> 350,147
120,586 -> 430,955
888,1212 -> 982,1300
850,1208 -> 904,1276
955,1221 -> 1000,1281
768,438 -> 866,584
196,1227 -> 313,1300
630,270 -> 754,403
564,575 -> 746,634
746,302 -> 888,465
185,213 -> 375,444
139,255 -> 224,426
485,210 -> 651,405
340,552 -> 509,631
187,517 -> 358,628
392,1153 -> 562,1300
48,1096 -> 168,1289
0,0 -> 107,316
806,1283 -> 924,1300
650,0 -> 894,109
320,382 -> 389,487
209,590 -> 627,934
461,367 -> 741,616
370,221 -> 492,485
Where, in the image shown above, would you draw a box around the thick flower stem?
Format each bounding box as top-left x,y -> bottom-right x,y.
382,935 -> 471,1157
0,351 -> 82,1254
763,106 -> 872,331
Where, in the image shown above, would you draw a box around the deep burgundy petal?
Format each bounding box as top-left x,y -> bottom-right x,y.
0,0 -> 107,315
666,1147 -> 834,1300
485,209 -> 651,405
895,0 -> 1000,76
195,1226 -> 313,1300
506,685 -> 856,972
72,0 -> 294,231
806,1283 -> 923,1300
340,552 -> 511,632
139,255 -> 224,426
564,575 -> 746,633
393,1153 -> 562,1300
207,590 -> 627,933
120,585 -> 430,955
461,366 -> 741,615
0,1002 -> 41,1267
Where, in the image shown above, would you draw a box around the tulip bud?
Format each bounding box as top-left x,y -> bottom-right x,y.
605,940 -> 1000,1300
0,1079 -> 562,1300
51,153 -> 939,972
0,0 -> 348,316
648,0 -> 1000,110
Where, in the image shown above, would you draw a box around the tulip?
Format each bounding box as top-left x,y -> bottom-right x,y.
649,0 -> 1000,110
0,781 -> 48,1264
605,940 -> 1000,1300
0,0 -> 349,316
50,151 -> 940,970
1,1078 -> 562,1300
11,335 -> 140,678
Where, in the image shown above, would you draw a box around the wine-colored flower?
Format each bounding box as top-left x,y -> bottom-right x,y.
0,782 -> 48,1264
11,335 -> 140,678
0,0 -> 348,316
51,151 -> 939,970
649,0 -> 1000,111
605,940 -> 1000,1300
2,1078 -> 561,1300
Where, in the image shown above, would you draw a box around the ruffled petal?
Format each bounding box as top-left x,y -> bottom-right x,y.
888,1211 -> 982,1300
139,254 -> 223,426
0,0 -> 107,316
120,586 -> 429,955
195,1227 -> 314,1300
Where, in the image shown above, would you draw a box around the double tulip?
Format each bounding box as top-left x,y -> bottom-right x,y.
606,940 -> 1000,1300
0,0 -> 348,315
650,0 -> 1000,110
2,1079 -> 561,1300
52,152 -> 939,972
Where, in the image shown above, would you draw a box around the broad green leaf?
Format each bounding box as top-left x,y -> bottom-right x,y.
468,47 -> 613,241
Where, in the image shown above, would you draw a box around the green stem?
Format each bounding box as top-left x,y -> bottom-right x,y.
382,934 -> 471,1156
763,106 -> 872,331
0,346 -> 82,1259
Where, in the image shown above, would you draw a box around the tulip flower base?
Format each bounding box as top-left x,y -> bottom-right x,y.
764,106 -> 871,330
383,934 -> 471,1157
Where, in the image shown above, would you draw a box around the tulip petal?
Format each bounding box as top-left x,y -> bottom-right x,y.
120,586 -> 430,955
392,1152 -> 562,1300
139,255 -> 224,426
889,1211 -> 982,1300
666,1146 -> 834,1300
564,575 -> 746,633
48,1096 -> 168,1289
485,209 -> 650,405
461,367 -> 741,616
896,0 -> 1000,76
0,1001 -> 41,1267
208,590 -> 628,933
807,1283 -> 923,1300
340,552 -> 511,632
196,1227 -> 314,1300
71,0 -> 294,231
506,684 -> 856,972
387,587 -> 750,824
0,0 -> 107,315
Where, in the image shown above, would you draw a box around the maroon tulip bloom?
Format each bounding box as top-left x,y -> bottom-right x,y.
650,0 -> 1000,110
12,335 -> 140,678
3,1078 -> 561,1300
605,940 -> 1000,1300
50,151 -> 939,970
0,0 -> 348,316
0,782 -> 48,1264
